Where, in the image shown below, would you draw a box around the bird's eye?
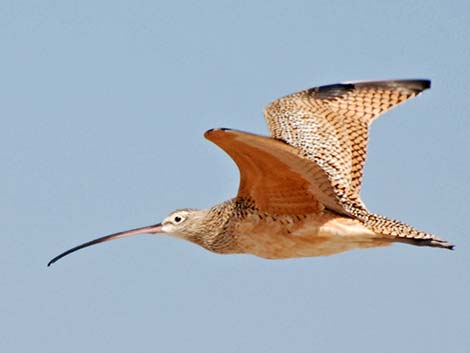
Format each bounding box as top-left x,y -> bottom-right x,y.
174,216 -> 183,223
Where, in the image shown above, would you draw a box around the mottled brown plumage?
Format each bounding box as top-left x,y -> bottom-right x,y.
264,80 -> 429,205
48,79 -> 453,267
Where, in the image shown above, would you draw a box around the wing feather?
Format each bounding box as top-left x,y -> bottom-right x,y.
264,79 -> 431,205
204,129 -> 345,215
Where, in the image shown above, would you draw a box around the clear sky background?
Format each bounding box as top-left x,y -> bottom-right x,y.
1,1 -> 469,352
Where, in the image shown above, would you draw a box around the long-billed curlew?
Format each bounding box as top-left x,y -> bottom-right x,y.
48,79 -> 454,266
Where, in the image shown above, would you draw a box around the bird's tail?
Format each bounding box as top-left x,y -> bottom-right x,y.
344,203 -> 454,250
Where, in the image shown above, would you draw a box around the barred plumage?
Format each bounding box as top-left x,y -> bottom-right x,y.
263,79 -> 452,249
48,79 -> 453,267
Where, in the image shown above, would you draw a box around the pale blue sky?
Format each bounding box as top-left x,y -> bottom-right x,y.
2,1 -> 469,352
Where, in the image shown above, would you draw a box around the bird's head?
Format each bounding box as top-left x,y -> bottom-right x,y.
160,209 -> 206,238
47,208 -> 208,266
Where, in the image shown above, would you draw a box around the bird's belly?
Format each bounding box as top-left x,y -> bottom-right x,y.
231,213 -> 389,259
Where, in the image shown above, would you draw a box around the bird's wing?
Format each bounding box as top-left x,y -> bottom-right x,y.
204,128 -> 345,215
264,79 -> 430,205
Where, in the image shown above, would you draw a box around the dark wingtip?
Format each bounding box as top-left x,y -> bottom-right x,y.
205,127 -> 232,134
392,79 -> 431,92
204,128 -> 235,140
306,79 -> 432,100
310,83 -> 355,99
421,79 -> 431,90
351,78 -> 431,93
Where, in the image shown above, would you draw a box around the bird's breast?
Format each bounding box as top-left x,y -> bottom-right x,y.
227,211 -> 388,259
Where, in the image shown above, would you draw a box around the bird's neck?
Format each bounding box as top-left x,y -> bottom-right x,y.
187,200 -> 238,254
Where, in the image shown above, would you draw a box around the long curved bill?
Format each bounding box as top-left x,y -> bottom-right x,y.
47,223 -> 163,267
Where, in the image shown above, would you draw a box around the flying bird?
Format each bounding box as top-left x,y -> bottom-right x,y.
48,79 -> 454,266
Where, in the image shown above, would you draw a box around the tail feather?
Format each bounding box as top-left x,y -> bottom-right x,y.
344,202 -> 454,250
392,236 -> 454,250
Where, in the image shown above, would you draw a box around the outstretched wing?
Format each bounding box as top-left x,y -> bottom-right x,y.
264,79 -> 430,204
204,128 -> 345,215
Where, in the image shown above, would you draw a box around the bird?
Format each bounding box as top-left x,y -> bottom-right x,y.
48,79 -> 454,266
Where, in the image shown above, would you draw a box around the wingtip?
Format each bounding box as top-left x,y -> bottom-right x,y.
402,79 -> 431,92
204,128 -> 236,139
343,78 -> 431,93
309,79 -> 431,100
205,127 -> 231,133
422,79 -> 431,89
